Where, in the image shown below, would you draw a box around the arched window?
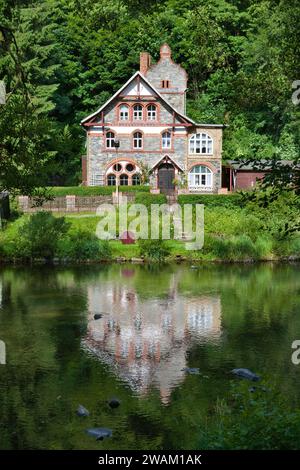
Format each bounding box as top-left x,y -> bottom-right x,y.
107,174 -> 116,186
133,132 -> 143,149
119,104 -> 129,121
162,131 -> 171,149
133,104 -> 143,120
120,174 -> 128,186
188,165 -> 212,188
132,174 -> 141,185
147,104 -> 157,121
189,133 -> 213,154
106,131 -> 115,148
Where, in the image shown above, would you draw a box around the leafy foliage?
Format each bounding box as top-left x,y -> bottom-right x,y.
1,0 -> 299,185
138,238 -> 170,261
178,193 -> 243,208
57,228 -> 112,261
15,211 -> 69,259
134,192 -> 167,207
49,185 -> 150,196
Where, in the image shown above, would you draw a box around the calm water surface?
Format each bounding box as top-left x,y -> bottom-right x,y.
1,263 -> 300,449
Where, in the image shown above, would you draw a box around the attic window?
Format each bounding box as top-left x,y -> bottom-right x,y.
161,80 -> 170,89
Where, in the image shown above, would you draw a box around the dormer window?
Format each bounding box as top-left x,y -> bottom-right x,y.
147,104 -> 157,121
119,104 -> 129,121
161,80 -> 170,89
133,104 -> 143,120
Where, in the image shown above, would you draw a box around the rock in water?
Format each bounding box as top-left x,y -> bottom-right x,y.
86,428 -> 112,441
232,368 -> 260,382
77,405 -> 90,417
108,398 -> 121,409
94,314 -> 103,320
182,367 -> 200,375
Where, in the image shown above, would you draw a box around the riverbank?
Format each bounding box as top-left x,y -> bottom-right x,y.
1,192 -> 300,263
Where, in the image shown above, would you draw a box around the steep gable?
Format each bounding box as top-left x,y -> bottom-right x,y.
81,72 -> 195,127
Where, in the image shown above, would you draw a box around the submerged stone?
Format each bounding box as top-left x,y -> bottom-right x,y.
77,404 -> 90,417
94,313 -> 103,320
86,427 -> 112,440
182,367 -> 200,375
232,368 -> 260,382
108,398 -> 121,409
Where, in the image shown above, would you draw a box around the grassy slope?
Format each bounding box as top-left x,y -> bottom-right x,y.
1,204 -> 300,261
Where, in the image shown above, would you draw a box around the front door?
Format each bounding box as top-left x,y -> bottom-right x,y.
158,164 -> 175,194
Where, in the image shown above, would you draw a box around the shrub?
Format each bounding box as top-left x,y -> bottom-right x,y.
57,229 -> 112,261
16,211 -> 69,260
134,192 -> 167,207
178,193 -> 243,208
48,185 -> 150,197
206,234 -> 258,260
138,239 -> 170,261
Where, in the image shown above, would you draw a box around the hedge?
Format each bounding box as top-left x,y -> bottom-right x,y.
177,193 -> 244,208
47,185 -> 150,197
134,192 -> 167,206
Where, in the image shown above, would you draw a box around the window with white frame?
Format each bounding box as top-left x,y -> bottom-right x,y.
120,174 -> 128,185
133,131 -> 143,149
132,173 -> 141,185
107,174 -> 116,186
133,104 -> 143,120
147,104 -> 157,121
119,104 -> 129,121
162,131 -> 171,149
106,131 -> 115,148
189,133 -> 213,154
188,165 -> 212,187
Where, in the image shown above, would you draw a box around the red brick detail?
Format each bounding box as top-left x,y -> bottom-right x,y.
140,52 -> 151,75
235,171 -> 266,190
188,161 -> 218,174
82,156 -> 87,185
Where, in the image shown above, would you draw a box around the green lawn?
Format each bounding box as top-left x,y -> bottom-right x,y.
2,197 -> 300,262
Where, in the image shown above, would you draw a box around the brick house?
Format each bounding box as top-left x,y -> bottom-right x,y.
81,44 -> 224,194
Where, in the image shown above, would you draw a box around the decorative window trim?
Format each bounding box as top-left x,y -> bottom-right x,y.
106,131 -> 115,149
120,174 -> 129,186
147,104 -> 157,121
133,104 -> 143,121
119,104 -> 129,121
107,173 -> 116,186
162,131 -> 172,149
189,133 -> 213,155
132,130 -> 143,149
188,164 -> 213,191
132,173 -> 141,185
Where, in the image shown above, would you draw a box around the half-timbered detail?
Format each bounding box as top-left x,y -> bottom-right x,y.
81,44 -> 224,194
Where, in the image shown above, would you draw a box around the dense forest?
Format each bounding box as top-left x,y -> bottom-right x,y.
0,0 -> 299,188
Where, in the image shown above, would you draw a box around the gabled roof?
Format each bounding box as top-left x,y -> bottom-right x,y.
150,154 -> 184,172
81,71 -> 197,126
228,159 -> 299,171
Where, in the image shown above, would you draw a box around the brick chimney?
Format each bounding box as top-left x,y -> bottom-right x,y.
140,52 -> 151,75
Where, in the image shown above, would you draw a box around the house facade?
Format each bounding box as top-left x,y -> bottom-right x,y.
81,44 -> 224,194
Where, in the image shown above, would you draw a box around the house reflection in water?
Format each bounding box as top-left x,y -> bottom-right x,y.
82,276 -> 221,404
